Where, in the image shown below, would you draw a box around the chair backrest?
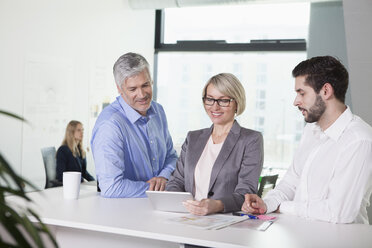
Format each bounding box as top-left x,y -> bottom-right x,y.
41,146 -> 57,189
367,193 -> 372,225
257,174 -> 279,198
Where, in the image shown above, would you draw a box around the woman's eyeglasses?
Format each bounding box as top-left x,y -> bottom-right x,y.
203,97 -> 234,107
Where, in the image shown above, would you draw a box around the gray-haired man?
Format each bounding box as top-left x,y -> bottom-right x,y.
91,52 -> 177,198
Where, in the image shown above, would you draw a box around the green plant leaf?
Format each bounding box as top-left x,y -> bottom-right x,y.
0,109 -> 57,247
29,208 -> 58,247
0,110 -> 28,124
0,154 -> 38,196
0,155 -> 27,193
0,186 -> 31,201
0,238 -> 18,248
0,202 -> 33,247
20,212 -> 43,247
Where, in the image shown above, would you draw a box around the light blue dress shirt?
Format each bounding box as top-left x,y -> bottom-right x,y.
91,96 -> 178,198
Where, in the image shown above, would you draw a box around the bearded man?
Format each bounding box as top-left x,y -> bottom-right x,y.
242,56 -> 372,224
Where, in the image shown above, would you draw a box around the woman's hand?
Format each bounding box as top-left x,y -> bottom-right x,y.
183,199 -> 224,215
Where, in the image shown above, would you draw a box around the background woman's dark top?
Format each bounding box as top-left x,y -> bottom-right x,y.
56,145 -> 95,182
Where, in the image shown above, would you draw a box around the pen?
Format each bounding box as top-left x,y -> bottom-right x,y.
232,212 -> 258,219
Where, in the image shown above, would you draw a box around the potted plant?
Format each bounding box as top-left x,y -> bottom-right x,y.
0,110 -> 57,247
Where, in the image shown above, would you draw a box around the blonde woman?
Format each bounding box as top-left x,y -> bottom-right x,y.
56,120 -> 95,182
166,73 -> 263,215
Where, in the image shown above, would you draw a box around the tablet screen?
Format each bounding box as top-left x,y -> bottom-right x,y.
146,191 -> 193,213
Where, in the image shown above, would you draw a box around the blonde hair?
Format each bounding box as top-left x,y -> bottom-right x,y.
62,120 -> 86,158
202,73 -> 246,116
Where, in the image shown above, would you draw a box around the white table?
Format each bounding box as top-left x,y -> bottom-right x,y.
6,185 -> 372,248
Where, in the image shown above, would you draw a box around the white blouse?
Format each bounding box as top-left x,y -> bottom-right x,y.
194,136 -> 224,201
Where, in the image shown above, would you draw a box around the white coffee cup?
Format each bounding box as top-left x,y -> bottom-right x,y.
63,171 -> 81,199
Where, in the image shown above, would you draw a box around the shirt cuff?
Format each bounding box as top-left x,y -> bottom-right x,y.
158,169 -> 172,179
264,197 -> 280,213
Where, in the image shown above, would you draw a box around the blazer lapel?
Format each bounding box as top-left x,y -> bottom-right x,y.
208,121 -> 241,192
186,126 -> 212,194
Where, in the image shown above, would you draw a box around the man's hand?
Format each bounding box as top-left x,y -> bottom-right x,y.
241,194 -> 267,214
183,199 -> 224,216
146,177 -> 167,191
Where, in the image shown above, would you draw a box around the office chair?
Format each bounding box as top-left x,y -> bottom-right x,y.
41,146 -> 62,189
257,174 -> 279,198
367,194 -> 372,225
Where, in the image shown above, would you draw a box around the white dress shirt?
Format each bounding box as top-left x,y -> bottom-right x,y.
264,107 -> 372,224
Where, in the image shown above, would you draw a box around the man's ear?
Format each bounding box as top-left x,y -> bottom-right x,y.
116,84 -> 122,94
321,83 -> 334,100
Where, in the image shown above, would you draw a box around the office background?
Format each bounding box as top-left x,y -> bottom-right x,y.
0,0 -> 371,192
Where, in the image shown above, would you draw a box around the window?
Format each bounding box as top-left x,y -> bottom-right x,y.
154,3 -> 310,170
255,89 -> 266,111
162,4 -> 310,43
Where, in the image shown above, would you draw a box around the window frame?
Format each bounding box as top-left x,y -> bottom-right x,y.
153,9 -> 306,99
154,10 -> 306,52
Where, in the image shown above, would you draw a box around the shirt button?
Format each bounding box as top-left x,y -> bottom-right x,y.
153,158 -> 155,161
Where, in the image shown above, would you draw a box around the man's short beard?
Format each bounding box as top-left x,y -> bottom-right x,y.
305,95 -> 326,123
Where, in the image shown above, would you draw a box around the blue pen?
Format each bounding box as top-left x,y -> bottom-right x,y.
246,214 -> 258,219
232,212 -> 258,219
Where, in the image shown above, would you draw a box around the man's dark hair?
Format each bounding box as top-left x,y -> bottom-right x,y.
292,56 -> 349,103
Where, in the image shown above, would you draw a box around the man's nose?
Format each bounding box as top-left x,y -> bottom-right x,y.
293,96 -> 300,106
137,89 -> 145,98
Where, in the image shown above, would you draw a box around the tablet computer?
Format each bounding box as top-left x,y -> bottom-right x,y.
146,191 -> 193,213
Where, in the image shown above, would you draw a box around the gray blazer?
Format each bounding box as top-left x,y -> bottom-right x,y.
166,121 -> 263,212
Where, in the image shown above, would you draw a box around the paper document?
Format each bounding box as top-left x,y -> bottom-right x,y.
167,214 -> 248,230
231,219 -> 274,231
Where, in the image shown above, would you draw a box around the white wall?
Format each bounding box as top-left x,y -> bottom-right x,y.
343,0 -> 372,224
343,0 -> 372,125
0,0 -> 155,189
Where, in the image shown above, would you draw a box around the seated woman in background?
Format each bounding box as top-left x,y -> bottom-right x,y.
166,73 -> 263,215
56,120 -> 95,183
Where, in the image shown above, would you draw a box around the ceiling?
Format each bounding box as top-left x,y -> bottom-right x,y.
128,0 -> 341,9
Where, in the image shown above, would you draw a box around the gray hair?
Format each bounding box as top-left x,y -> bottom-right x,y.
113,52 -> 150,88
202,73 -> 246,116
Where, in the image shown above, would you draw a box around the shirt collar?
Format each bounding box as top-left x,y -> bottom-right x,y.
311,123 -> 326,140
117,96 -> 156,124
324,106 -> 353,141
